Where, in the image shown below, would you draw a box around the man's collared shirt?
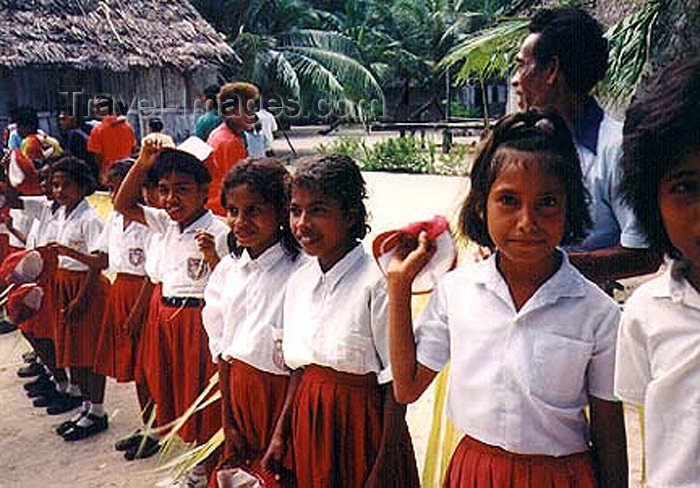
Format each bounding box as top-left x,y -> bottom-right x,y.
571,97 -> 648,251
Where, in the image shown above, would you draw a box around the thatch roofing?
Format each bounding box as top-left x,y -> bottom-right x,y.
0,0 -> 235,71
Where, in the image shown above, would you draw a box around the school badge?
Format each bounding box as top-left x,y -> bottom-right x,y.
128,248 -> 145,267
187,257 -> 209,280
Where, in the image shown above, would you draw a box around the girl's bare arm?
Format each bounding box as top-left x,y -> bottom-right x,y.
387,232 -> 438,404
114,140 -> 161,225
589,396 -> 628,488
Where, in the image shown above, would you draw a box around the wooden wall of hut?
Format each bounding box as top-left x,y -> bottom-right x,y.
0,65 -> 218,144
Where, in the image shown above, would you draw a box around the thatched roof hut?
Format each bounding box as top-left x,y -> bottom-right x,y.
0,0 -> 236,141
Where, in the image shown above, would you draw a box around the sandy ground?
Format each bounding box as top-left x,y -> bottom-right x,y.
0,128 -> 644,486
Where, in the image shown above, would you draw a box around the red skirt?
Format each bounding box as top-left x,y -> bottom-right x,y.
135,282 -> 161,386
18,277 -> 55,339
93,273 -> 149,382
291,365 -> 417,488
54,269 -> 108,368
443,434 -> 596,488
149,302 -> 220,444
217,359 -> 294,487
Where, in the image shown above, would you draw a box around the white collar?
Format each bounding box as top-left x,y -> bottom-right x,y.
309,242 -> 364,292
237,242 -> 286,272
62,198 -> 90,221
472,250 -> 586,315
651,260 -> 700,310
178,210 -> 215,234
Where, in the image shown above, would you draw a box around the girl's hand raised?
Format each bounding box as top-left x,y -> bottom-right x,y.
386,230 -> 437,287
136,139 -> 162,169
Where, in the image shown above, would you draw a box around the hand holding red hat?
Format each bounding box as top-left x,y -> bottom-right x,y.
373,215 -> 457,294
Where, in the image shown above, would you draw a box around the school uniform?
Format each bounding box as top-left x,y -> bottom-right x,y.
283,244 -> 419,488
134,230 -> 164,404
18,196 -> 60,339
416,251 -> 620,487
53,198 -> 109,368
142,206 -> 228,443
7,208 -> 32,250
203,243 -> 302,486
615,260 -> 700,488
92,212 -> 152,382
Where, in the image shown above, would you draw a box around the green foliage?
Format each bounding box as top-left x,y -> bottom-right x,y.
193,0 -> 384,122
438,19 -> 529,83
601,0 -> 664,104
316,135 -> 474,175
317,135 -> 428,172
192,0 -> 514,121
447,100 -> 483,118
431,144 -> 474,176
364,136 -> 431,173
316,135 -> 364,158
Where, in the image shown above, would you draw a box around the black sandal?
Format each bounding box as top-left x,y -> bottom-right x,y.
62,413 -> 109,441
114,429 -> 143,451
124,435 -> 160,460
55,410 -> 87,435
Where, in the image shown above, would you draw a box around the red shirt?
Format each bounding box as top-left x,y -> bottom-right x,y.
206,123 -> 248,215
87,116 -> 136,175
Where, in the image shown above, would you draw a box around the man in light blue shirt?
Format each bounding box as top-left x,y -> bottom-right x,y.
511,8 -> 661,284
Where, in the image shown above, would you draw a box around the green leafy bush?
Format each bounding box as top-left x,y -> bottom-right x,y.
362,137 -> 430,173
317,135 -> 474,175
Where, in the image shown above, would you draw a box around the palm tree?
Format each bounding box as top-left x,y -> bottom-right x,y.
192,0 -> 384,123
339,0 -> 492,120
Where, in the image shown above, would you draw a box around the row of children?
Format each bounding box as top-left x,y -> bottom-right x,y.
5,55 -> 699,488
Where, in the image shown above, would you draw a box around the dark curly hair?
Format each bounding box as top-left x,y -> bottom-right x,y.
221,158 -> 300,259
529,8 -> 608,95
460,109 -> 591,248
291,154 -> 370,241
621,56 -> 700,258
51,156 -> 97,196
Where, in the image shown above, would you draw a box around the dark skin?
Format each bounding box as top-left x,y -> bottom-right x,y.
113,140 -> 215,268
590,399 -> 628,488
364,384 -> 412,487
261,369 -> 302,481
48,172 -> 107,320
261,375 -> 409,486
48,243 -> 106,322
387,232 -> 627,488
511,41 -> 663,283
123,279 -> 154,337
218,360 -> 246,466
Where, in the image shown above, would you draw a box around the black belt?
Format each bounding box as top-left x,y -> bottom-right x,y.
161,296 -> 204,308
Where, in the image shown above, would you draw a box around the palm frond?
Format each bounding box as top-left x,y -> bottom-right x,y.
601,0 -> 664,103
158,429 -> 225,482
282,46 -> 384,101
283,50 -> 346,99
158,372 -> 220,459
267,50 -> 302,98
438,19 -> 529,82
284,29 -> 361,57
370,62 -> 392,82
